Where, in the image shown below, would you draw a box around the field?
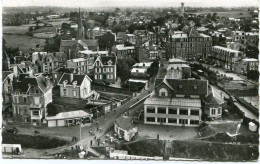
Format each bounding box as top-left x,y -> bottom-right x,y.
3,34 -> 46,51
3,26 -> 29,34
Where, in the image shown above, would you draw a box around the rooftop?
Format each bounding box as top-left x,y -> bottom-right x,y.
46,110 -> 92,120
115,115 -> 135,131
144,97 -> 201,108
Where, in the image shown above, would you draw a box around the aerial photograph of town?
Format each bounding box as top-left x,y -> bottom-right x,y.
1,0 -> 259,162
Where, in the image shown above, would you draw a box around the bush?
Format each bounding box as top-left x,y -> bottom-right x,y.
47,103 -> 59,116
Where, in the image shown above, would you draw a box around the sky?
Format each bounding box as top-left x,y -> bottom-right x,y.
2,0 -> 259,8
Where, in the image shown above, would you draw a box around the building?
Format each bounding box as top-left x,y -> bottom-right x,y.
12,74 -> 53,126
58,73 -> 92,98
114,114 -> 138,141
166,63 -> 191,79
93,56 -> 117,83
46,110 -> 93,127
166,28 -> 212,60
144,78 -> 208,127
204,92 -> 225,118
2,72 -> 14,111
211,46 -> 244,71
59,40 -> 89,59
34,53 -> 59,74
66,58 -> 88,74
52,67 -> 76,86
113,45 -> 136,59
234,58 -> 259,74
125,34 -> 136,45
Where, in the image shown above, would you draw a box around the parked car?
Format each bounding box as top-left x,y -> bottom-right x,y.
5,127 -> 18,134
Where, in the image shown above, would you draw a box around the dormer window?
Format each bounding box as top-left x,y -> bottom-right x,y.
73,81 -> 77,88
193,85 -> 198,90
63,80 -> 68,87
159,88 -> 168,97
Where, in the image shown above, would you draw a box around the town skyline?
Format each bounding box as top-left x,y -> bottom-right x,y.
2,0 -> 259,8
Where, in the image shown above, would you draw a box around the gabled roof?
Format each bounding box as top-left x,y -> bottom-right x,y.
2,71 -> 14,82
54,67 -> 76,73
17,75 -> 52,93
115,115 -> 135,131
189,28 -> 200,37
204,93 -> 225,104
58,73 -> 91,86
156,78 -> 208,96
83,39 -> 99,47
94,56 -> 117,65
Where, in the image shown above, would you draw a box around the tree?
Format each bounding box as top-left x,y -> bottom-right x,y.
98,32 -> 115,51
112,24 -> 126,33
147,60 -> 159,77
61,22 -> 71,35
212,13 -> 217,21
206,13 -> 212,20
247,70 -> 259,81
46,103 -> 59,116
117,59 -> 131,83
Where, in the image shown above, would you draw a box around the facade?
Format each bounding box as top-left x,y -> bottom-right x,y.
234,58 -> 259,74
93,56 -> 117,83
52,67 -> 76,86
113,45 -> 136,59
66,58 -> 88,74
114,115 -> 138,141
211,46 -> 244,71
12,74 -> 53,126
2,72 -> 14,111
58,73 -> 92,99
144,78 -> 208,127
166,28 -> 212,60
46,110 -> 93,127
204,93 -> 225,118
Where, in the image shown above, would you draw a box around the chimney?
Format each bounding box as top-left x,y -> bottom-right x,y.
70,73 -> 73,82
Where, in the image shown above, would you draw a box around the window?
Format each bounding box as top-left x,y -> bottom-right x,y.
211,108 -> 216,115
16,97 -> 19,103
32,111 -> 40,116
7,79 -> 11,84
35,89 -> 39,94
24,97 -> 27,103
63,89 -> 68,96
178,85 -> 182,89
168,108 -> 177,114
54,74 -> 57,78
193,85 -> 198,90
103,68 -> 106,72
147,107 -> 155,113
158,107 -> 166,114
190,110 -> 199,116
73,90 -> 77,97
168,118 -> 177,123
146,117 -> 155,122
159,88 -> 168,97
190,120 -> 199,125
157,117 -> 166,123
179,119 -> 188,124
179,109 -> 188,115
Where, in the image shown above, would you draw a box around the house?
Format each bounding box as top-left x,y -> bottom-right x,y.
59,40 -> 89,59
234,58 -> 259,74
114,114 -> 138,141
93,56 -> 117,83
58,73 -> 92,99
52,67 -> 76,86
144,78 -> 208,127
211,46 -> 244,71
113,45 -> 136,59
116,32 -> 126,43
12,74 -> 53,126
126,34 -> 136,45
52,52 -> 67,66
46,110 -> 93,127
66,58 -> 88,74
204,92 -> 225,118
35,53 -> 59,74
84,40 -> 99,51
166,28 -> 212,60
2,72 -> 14,111
166,63 -> 191,79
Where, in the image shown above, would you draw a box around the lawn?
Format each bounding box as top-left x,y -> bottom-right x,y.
3,26 -> 29,34
116,139 -> 258,161
3,34 -> 46,51
2,133 -> 70,149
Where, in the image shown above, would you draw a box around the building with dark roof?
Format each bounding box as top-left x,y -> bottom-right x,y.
58,73 -> 92,98
93,56 -> 117,83
12,74 -> 53,126
52,67 -> 76,85
165,28 -> 212,60
204,92 -> 226,118
144,76 -> 208,127
114,115 -> 138,141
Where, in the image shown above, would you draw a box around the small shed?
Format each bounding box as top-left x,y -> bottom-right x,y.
46,110 -> 93,127
2,144 -> 22,154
